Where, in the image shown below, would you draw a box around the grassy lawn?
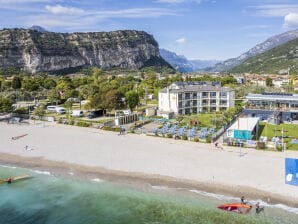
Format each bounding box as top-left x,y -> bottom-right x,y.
258,122 -> 298,150
180,114 -> 215,129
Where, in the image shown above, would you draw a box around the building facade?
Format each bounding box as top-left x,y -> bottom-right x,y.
158,82 -> 235,115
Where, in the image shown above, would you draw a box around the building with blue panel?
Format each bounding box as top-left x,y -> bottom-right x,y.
226,117 -> 259,140
285,158 -> 298,186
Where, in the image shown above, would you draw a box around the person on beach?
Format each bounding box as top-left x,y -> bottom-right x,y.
25,145 -> 28,151
241,196 -> 246,204
7,178 -> 12,184
255,202 -> 264,214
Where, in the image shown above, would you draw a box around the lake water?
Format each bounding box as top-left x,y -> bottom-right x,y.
0,165 -> 297,224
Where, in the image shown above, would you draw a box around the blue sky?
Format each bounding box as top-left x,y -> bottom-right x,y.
1,0 -> 298,60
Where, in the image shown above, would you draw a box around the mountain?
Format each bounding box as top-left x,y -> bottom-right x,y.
29,26 -> 47,32
207,29 -> 298,72
0,28 -> 171,73
160,49 -> 219,72
230,37 -> 298,75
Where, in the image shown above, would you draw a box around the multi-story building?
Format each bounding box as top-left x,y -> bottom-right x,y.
158,81 -> 235,115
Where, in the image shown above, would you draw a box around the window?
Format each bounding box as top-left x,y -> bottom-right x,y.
185,101 -> 191,107
210,99 -> 216,105
185,108 -> 190,114
185,93 -> 190,100
192,108 -> 197,114
193,100 -> 197,106
210,92 -> 217,98
193,93 -> 197,98
178,109 -> 183,114
178,102 -> 183,108
220,100 -> 227,106
202,92 -> 208,98
220,92 -> 227,98
178,93 -> 183,100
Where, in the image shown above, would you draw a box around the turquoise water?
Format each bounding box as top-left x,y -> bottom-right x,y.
0,165 -> 297,224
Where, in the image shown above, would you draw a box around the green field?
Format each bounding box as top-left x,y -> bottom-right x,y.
258,122 -> 298,150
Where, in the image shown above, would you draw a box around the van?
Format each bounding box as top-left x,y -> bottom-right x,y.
71,110 -> 84,117
55,107 -> 66,114
47,105 -> 57,111
87,109 -> 105,119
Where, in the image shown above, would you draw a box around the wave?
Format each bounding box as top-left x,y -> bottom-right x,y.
0,164 -> 17,169
91,178 -> 104,183
151,185 -> 298,215
31,169 -> 51,176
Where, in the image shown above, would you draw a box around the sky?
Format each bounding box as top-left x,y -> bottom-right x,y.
1,0 -> 298,60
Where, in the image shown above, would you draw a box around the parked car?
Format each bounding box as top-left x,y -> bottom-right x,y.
55,107 -> 66,114
87,109 -> 105,119
71,110 -> 84,117
47,105 -> 57,112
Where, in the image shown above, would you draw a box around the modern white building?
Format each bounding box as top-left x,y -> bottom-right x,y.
158,81 -> 235,115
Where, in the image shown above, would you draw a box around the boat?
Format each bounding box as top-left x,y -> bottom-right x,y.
0,174 -> 31,184
217,203 -> 252,214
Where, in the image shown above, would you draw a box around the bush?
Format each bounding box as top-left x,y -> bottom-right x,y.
101,126 -> 121,132
14,107 -> 28,114
182,135 -> 188,140
166,134 -> 173,138
77,121 -> 90,127
193,137 -> 199,142
205,135 -> 212,143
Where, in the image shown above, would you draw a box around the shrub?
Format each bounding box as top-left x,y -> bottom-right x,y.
77,121 -> 89,127
193,137 -> 199,142
205,135 -> 212,143
166,134 -> 173,138
14,107 -> 28,114
182,135 -> 188,140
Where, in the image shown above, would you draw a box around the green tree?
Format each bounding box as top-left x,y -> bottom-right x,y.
0,96 -> 13,112
12,76 -> 22,89
125,91 -> 139,111
33,106 -> 46,119
265,77 -> 273,87
48,89 -> 60,105
102,89 -> 124,114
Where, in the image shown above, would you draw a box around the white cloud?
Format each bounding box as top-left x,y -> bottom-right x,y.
93,8 -> 176,18
46,4 -> 85,15
254,4 -> 298,17
0,0 -> 50,3
175,38 -> 186,44
284,13 -> 298,28
157,0 -> 202,4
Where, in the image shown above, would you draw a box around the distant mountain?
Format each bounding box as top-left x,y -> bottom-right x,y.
160,49 -> 219,72
230,37 -> 298,75
207,29 -> 298,72
29,25 -> 47,32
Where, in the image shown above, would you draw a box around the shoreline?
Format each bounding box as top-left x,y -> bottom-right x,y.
1,122 -> 298,209
1,152 -> 298,208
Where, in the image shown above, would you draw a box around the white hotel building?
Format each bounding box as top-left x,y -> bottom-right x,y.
158,82 -> 235,115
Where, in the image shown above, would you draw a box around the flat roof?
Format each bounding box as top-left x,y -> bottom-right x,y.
228,117 -> 259,132
246,93 -> 298,101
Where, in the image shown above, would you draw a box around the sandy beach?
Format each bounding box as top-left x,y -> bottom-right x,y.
1,122 -> 298,207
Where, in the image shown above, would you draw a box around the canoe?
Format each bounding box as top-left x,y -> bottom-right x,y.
0,174 -> 31,184
217,203 -> 252,214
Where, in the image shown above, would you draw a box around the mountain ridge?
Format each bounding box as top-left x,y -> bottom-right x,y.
0,28 -> 171,73
206,29 -> 298,72
160,48 -> 219,72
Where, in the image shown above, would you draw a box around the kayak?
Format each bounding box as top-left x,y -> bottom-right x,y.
217,203 -> 252,214
0,174 -> 31,184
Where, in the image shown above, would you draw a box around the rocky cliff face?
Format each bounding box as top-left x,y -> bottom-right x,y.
0,29 -> 168,73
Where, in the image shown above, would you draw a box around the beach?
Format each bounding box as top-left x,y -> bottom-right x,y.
1,122 -> 298,208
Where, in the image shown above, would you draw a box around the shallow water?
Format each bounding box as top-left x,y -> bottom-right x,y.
0,165 -> 297,224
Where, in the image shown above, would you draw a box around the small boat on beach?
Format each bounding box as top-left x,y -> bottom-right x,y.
217,203 -> 252,214
0,174 -> 31,184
